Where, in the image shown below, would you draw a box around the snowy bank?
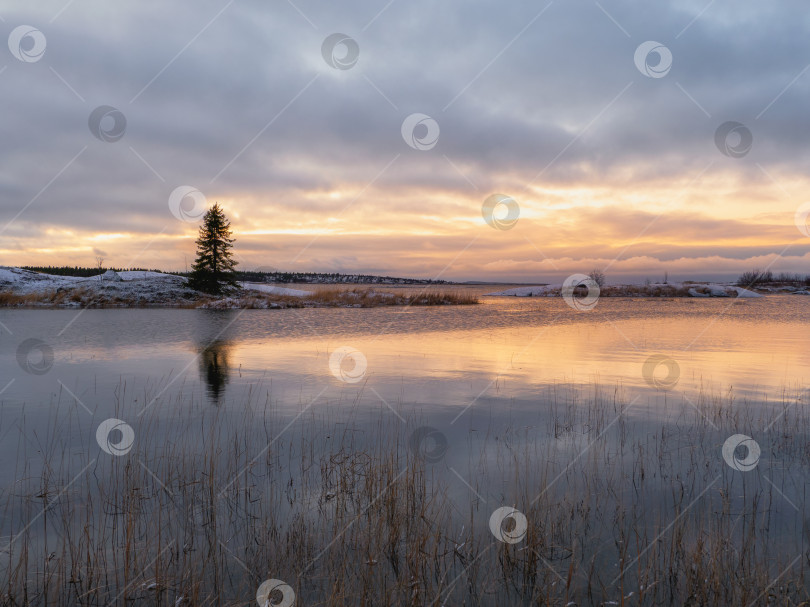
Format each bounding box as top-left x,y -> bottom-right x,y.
0,266 -> 196,305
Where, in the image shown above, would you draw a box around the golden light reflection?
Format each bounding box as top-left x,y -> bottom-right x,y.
225,303 -> 810,405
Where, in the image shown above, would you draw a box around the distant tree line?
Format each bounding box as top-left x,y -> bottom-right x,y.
244,272 -> 450,285
21,265 -> 449,285
193,270 -> 450,285
22,265 -> 163,277
737,269 -> 810,287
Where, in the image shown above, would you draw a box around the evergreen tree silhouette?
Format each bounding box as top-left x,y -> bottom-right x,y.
187,203 -> 238,294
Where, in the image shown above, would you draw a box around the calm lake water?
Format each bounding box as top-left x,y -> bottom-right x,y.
2,290 -> 808,417
2,290 -> 810,604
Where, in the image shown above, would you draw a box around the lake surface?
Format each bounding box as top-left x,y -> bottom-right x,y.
2,291 -> 809,605
2,290 -> 808,418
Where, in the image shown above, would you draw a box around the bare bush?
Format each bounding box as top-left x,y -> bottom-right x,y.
588,269 -> 606,287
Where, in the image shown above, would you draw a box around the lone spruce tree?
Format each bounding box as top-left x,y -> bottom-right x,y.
187,203 -> 238,294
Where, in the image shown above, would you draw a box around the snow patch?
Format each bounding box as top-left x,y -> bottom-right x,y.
239,282 -> 312,297
118,270 -> 178,281
707,285 -> 729,297
730,286 -> 762,298
101,269 -> 123,282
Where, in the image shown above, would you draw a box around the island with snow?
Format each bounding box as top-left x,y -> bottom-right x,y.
0,267 -> 477,308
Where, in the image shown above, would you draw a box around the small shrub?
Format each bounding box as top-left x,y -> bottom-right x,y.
588,269 -> 606,287
737,269 -> 773,287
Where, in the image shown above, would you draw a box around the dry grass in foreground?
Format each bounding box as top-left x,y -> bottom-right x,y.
1,383 -> 809,605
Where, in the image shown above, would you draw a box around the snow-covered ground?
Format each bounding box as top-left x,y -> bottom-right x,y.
0,267 -> 324,307
486,282 -> 763,298
117,270 -> 176,280
0,266 -> 195,304
0,267 -> 85,292
0,267 -> 185,292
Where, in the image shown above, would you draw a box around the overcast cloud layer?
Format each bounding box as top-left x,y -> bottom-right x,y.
1,0 -> 809,282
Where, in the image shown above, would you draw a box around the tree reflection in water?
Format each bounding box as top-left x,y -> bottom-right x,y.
198,339 -> 231,402
195,310 -> 236,403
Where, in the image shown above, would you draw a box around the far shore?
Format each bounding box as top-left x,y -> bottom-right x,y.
488,281 -> 768,299
2,266 -> 809,308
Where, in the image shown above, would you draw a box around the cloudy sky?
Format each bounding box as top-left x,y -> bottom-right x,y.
1,0 -> 809,282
